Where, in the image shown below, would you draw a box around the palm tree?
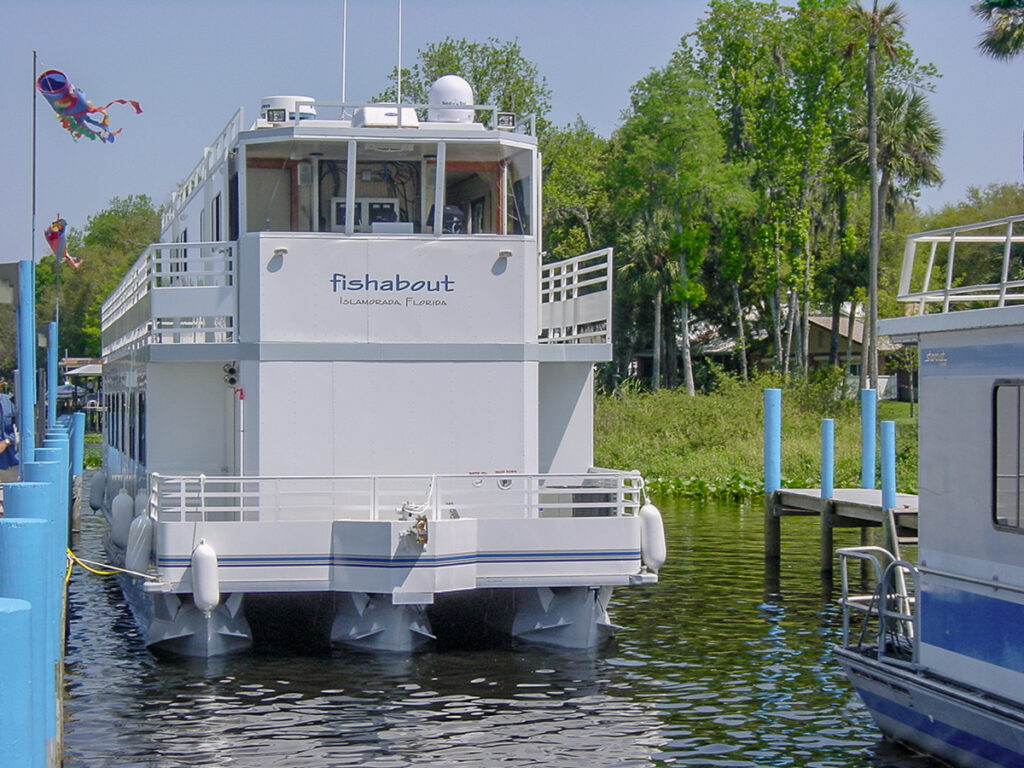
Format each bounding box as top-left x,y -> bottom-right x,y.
973,1 -> 1024,177
875,87 -> 943,218
847,0 -> 906,392
841,86 -> 944,221
974,1 -> 1024,60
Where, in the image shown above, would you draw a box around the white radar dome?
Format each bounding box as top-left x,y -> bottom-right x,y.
428,75 -> 475,123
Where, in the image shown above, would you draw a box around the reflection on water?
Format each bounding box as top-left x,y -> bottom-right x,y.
63,498 -> 940,767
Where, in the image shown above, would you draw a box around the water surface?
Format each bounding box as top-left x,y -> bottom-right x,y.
63,497 -> 939,767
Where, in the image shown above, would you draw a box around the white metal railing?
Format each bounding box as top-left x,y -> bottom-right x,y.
838,546 -> 919,665
149,469 -> 645,523
100,241 -> 236,357
898,214 -> 1024,313
165,109 -> 244,228
539,248 -> 612,344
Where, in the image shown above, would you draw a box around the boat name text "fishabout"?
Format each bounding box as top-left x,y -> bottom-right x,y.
330,273 -> 455,293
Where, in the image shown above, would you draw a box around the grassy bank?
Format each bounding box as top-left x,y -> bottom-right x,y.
594,372 -> 918,500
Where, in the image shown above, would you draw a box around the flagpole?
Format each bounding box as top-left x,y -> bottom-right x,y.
31,51 -> 36,268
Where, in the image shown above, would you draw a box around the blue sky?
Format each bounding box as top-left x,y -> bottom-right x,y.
0,0 -> 1018,262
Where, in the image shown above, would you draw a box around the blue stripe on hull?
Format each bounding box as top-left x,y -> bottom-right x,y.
155,549 -> 641,569
921,586 -> 1024,675
856,687 -> 1023,768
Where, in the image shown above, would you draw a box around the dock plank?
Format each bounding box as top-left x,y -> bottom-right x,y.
765,487 -> 919,575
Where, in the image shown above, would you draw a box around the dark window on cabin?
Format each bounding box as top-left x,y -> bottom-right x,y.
994,382 -> 1024,529
138,393 -> 146,465
128,393 -> 136,461
211,194 -> 222,241
228,173 -> 239,240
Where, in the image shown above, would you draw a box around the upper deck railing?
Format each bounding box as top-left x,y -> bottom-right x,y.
100,242 -> 236,357
539,248 -> 612,344
165,109 -> 245,230
897,214 -> 1024,313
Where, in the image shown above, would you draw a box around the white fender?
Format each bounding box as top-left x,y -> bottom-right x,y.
133,489 -> 148,517
125,514 -> 154,574
639,503 -> 667,573
111,489 -> 134,549
191,539 -> 221,614
88,467 -> 107,511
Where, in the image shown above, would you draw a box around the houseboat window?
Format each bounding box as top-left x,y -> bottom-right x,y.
245,144 -> 308,232
138,393 -> 146,465
436,143 -> 534,235
211,194 -> 222,241
994,382 -> 1024,529
243,139 -> 534,236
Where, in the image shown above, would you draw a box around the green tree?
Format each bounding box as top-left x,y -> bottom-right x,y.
842,86 -> 943,224
541,118 -> 610,259
611,50 -> 752,393
847,0 -> 906,391
36,195 -> 160,358
973,1 -> 1024,59
378,36 -> 552,134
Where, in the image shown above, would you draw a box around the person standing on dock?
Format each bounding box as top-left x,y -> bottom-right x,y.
0,391 -> 20,485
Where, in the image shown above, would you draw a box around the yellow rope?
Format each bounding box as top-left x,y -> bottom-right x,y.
66,548 -> 119,577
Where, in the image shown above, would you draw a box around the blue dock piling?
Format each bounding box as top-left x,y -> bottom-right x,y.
821,419 -> 834,500
764,388 -> 782,563
764,389 -> 781,495
17,260 -> 36,464
763,388 -> 919,577
0,598 -> 34,768
70,412 -> 85,479
46,321 -> 57,428
881,420 -> 896,512
0,516 -> 51,767
860,389 -> 876,489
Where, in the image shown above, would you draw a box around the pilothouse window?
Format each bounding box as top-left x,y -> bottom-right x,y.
244,138 -> 535,237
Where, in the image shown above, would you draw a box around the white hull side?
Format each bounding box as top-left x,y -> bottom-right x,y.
836,647 -> 1024,768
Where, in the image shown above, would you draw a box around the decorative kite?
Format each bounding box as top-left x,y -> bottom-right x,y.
44,217 -> 81,268
36,69 -> 141,143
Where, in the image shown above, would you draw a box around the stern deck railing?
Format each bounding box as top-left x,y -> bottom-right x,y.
149,469 -> 646,524
838,546 -> 919,666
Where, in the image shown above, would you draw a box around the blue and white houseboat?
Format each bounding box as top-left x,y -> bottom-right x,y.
92,78 -> 665,657
836,214 -> 1024,767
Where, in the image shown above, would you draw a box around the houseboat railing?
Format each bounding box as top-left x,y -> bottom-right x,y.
838,546 -> 919,665
149,469 -> 645,524
898,214 -> 1024,312
101,241 -> 237,357
166,108 -> 244,226
539,248 -> 612,344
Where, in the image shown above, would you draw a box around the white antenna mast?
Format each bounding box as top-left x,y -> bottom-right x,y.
397,0 -> 403,107
341,0 -> 348,103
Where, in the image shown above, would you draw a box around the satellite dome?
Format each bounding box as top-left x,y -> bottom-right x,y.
427,75 -> 474,123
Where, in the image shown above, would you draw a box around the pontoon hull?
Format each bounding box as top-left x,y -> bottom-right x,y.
837,647 -> 1024,768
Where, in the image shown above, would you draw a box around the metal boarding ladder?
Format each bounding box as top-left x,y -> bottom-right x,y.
837,546 -> 919,666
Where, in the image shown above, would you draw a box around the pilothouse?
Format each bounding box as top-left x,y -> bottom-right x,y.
94,76 -> 665,657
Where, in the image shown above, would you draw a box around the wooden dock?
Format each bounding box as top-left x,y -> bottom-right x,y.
765,488 -> 919,574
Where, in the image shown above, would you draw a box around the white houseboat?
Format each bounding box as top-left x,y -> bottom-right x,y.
836,215 -> 1024,767
93,78 -> 665,657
